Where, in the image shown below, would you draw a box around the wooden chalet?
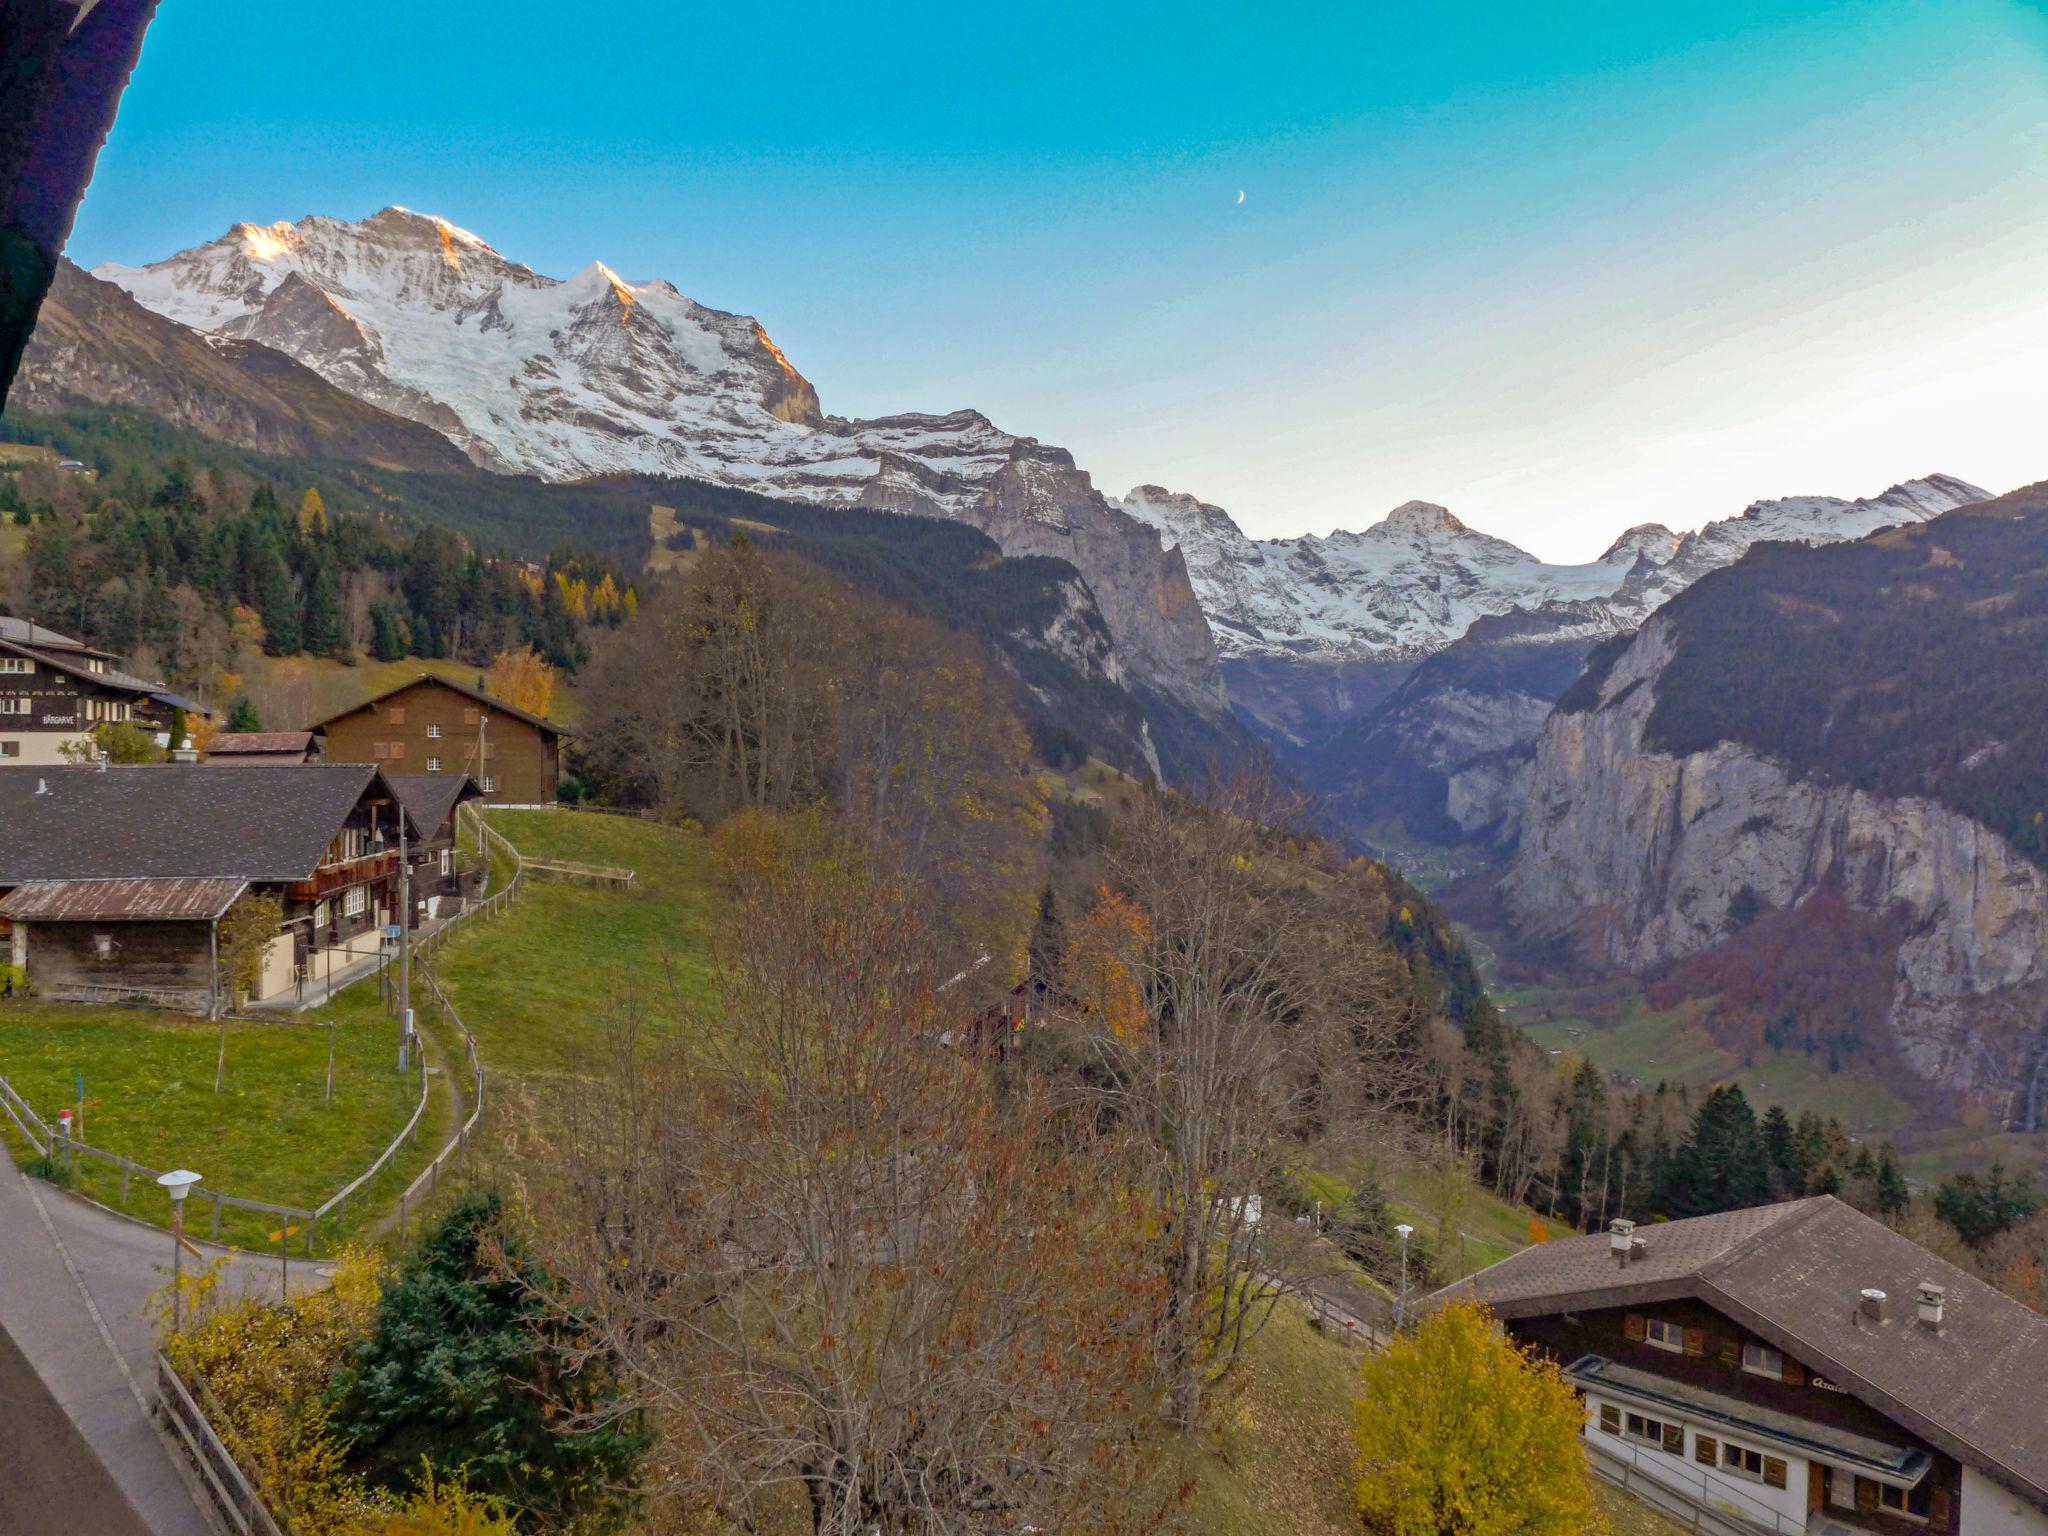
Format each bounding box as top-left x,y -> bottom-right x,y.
0,764 -> 426,1014
310,673 -> 563,807
0,616 -> 209,765
1442,1196 -> 2048,1536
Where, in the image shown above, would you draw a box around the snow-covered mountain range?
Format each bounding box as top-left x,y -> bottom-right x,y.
94,207 -> 1988,690
96,208 -> 1223,707
1120,475 -> 1989,663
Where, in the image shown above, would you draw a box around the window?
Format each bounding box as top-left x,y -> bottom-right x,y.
92,933 -> 115,960
427,756 -> 443,773
1877,1482 -> 1932,1519
0,741 -> 16,758
0,698 -> 28,715
1645,1317 -> 1685,1353
343,887 -> 367,919
427,723 -> 442,739
0,657 -> 30,673
315,899 -> 331,930
479,776 -> 495,794
1623,1413 -> 1682,1455
1741,1343 -> 1783,1379
439,849 -> 451,877
1723,1444 -> 1766,1481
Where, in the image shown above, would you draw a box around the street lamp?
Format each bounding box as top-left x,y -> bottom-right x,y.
1394,1222 -> 1415,1332
157,1169 -> 202,1333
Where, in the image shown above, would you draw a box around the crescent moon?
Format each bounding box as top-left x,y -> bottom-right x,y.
1236,190 -> 1245,205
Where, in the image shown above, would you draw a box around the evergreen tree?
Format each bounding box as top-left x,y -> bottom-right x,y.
301,559 -> 346,659
1934,1164 -> 2041,1249
1660,1086 -> 1770,1217
367,601 -> 407,662
1760,1104 -> 1802,1195
326,1193 -> 645,1526
225,692 -> 262,732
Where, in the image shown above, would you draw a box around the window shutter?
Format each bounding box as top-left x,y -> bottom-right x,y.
1600,1404 -> 1620,1435
1684,1327 -> 1706,1358
390,741 -> 405,760
1856,1478 -> 1878,1513
1718,1337 -> 1740,1367
1662,1423 -> 1684,1455
1695,1435 -> 1718,1466
1624,1313 -> 1647,1343
1763,1457 -> 1788,1490
1784,1359 -> 1806,1387
1930,1487 -> 1951,1530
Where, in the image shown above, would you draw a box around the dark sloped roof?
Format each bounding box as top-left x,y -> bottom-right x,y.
1443,1196 -> 2048,1507
205,732 -> 313,755
0,765 -> 417,883
0,615 -> 109,656
308,672 -> 565,735
0,635 -> 188,706
0,877 -> 248,921
382,772 -> 480,840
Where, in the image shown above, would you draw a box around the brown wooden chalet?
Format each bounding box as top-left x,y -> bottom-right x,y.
0,764 -> 426,1014
0,615 -> 209,765
1441,1196 -> 2048,1536
310,673 -> 563,807
382,771 -> 485,917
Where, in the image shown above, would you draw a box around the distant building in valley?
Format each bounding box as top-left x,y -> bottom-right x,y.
309,673 -> 562,807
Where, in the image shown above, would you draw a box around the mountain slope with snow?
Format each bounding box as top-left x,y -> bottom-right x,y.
97,209 -> 1223,707
1121,475 -> 1989,664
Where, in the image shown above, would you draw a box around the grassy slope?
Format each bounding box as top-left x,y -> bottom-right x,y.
439,811 -> 714,1079
0,998 -> 425,1250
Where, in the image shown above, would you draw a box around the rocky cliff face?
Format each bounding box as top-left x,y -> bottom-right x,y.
94,210 -> 1224,710
1505,618 -> 2048,1105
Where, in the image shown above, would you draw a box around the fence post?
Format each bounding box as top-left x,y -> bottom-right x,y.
119,1157 -> 131,1205
210,1191 -> 223,1241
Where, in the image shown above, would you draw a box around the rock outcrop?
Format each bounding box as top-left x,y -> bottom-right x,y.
1505,618 -> 2048,1107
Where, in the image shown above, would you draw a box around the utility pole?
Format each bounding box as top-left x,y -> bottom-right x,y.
398,810 -> 412,1073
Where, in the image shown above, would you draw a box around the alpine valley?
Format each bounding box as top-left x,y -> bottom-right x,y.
12,206 -> 2048,1135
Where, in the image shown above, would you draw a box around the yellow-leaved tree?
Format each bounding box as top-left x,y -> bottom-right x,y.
1061,885 -> 1150,1040
484,645 -> 556,719
1354,1300 -> 1604,1536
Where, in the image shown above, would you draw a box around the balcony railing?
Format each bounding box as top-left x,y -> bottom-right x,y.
289,849 -> 399,900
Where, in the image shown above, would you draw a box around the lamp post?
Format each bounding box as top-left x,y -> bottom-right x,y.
1394,1222 -> 1415,1332
157,1169 -> 202,1333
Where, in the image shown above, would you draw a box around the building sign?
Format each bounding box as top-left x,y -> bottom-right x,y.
1809,1375 -> 1847,1393
39,713 -> 77,727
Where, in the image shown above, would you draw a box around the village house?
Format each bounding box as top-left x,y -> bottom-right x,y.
0,616 -> 210,764
382,771 -> 486,919
0,764 -> 428,1013
309,673 -> 563,806
202,730 -> 320,766
1444,1196 -> 2048,1536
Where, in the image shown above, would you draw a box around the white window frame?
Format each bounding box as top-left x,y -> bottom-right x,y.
92,932 -> 115,960
0,698 -> 28,715
479,776 -> 495,793
342,886 -> 367,919
0,657 -> 30,673
1645,1317 -> 1685,1353
1741,1343 -> 1783,1379
439,849 -> 451,877
427,756 -> 442,773
426,723 -> 442,739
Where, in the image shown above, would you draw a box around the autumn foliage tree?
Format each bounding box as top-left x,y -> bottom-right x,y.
1353,1301 -> 1603,1536
483,644 -> 557,719
528,829 -> 1164,1536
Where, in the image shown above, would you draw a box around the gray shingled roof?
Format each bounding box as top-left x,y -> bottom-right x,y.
205,732 -> 314,755
0,765 -> 418,883
1442,1196 -> 2048,1507
382,772 -> 480,841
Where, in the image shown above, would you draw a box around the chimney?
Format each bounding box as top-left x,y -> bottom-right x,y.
1609,1218 -> 1636,1268
1859,1288 -> 1888,1324
1916,1282 -> 1946,1332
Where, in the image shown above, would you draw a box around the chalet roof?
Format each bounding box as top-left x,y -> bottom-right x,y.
382,772 -> 481,840
308,672 -> 565,736
0,635 -> 210,717
0,615 -> 113,658
1441,1196 -> 2048,1507
0,765 -> 421,884
205,732 -> 314,756
0,877 -> 249,921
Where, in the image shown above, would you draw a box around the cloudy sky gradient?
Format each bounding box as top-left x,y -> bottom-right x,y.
66,0 -> 2048,558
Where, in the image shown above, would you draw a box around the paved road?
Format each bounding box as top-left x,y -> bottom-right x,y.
0,1166 -> 315,1536
0,1319 -> 153,1536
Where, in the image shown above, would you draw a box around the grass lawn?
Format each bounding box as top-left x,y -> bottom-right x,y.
0,997 -> 428,1252
436,810 -> 716,1079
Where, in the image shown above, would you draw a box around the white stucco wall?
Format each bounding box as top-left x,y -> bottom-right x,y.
1584,1391 -> 1810,1535
1962,1467 -> 2048,1536
0,731 -> 91,765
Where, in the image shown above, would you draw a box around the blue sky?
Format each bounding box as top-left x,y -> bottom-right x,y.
69,0 -> 2048,558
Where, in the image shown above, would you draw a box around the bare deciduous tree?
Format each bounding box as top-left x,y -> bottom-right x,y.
526,838 -> 1166,1536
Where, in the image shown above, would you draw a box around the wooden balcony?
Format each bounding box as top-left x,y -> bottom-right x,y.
288,850 -> 399,901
